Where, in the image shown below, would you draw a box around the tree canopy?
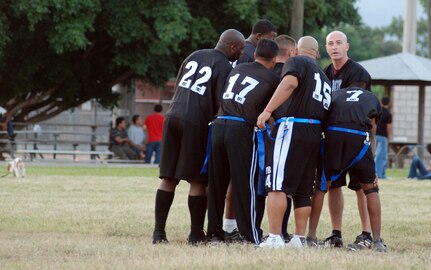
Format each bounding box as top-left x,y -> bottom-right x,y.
0,0 -> 361,123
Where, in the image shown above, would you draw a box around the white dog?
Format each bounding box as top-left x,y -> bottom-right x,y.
7,158 -> 26,177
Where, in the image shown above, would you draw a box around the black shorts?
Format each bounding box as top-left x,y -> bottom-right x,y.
265,121 -> 321,198
159,116 -> 209,183
316,124 -> 375,191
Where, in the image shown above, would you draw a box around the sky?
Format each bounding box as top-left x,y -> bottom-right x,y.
356,0 -> 427,28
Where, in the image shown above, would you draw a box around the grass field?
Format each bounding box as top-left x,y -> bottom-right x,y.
0,165 -> 430,269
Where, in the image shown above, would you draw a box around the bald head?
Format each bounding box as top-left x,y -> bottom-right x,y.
219,29 -> 245,44
326,31 -> 348,44
216,29 -> 246,61
297,36 -> 319,59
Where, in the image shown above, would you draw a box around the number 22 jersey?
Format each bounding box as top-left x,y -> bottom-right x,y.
166,49 -> 233,127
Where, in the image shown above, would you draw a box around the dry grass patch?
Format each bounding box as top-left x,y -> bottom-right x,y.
0,166 -> 430,269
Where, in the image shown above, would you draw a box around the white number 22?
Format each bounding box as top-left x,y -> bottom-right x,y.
178,61 -> 212,95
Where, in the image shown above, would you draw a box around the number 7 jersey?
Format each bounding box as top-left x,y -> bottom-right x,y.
166,49 -> 233,127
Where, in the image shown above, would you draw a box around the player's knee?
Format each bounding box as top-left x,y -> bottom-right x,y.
361,183 -> 379,195
159,178 -> 180,192
189,181 -> 207,196
293,195 -> 311,209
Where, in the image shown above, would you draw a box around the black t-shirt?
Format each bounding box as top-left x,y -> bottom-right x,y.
219,62 -> 279,126
376,107 -> 392,137
273,62 -> 284,77
326,87 -> 382,130
325,59 -> 372,92
166,49 -> 232,127
272,56 -> 331,121
237,41 -> 256,64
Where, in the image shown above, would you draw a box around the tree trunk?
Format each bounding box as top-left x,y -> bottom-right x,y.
290,0 -> 304,41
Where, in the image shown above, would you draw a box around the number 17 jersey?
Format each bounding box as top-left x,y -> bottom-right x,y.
219,62 -> 279,126
166,49 -> 233,127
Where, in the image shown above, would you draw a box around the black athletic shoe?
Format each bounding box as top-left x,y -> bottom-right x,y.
372,239 -> 388,252
347,233 -> 372,251
322,234 -> 343,248
306,236 -> 318,247
224,229 -> 243,243
283,233 -> 293,243
152,230 -> 169,244
187,231 -> 206,245
206,234 -> 225,247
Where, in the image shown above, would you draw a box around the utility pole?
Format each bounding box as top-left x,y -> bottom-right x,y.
428,0 -> 431,57
290,0 -> 304,41
403,0 -> 417,54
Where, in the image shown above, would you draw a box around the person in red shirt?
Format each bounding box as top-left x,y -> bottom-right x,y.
144,104 -> 164,164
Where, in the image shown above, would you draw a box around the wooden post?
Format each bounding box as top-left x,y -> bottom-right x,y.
418,84 -> 425,158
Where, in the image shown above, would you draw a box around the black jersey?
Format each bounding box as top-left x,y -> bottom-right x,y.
272,56 -> 331,121
273,62 -> 284,77
376,107 -> 392,137
325,59 -> 371,92
219,62 -> 279,126
166,49 -> 232,127
326,87 -> 382,129
237,41 -> 256,64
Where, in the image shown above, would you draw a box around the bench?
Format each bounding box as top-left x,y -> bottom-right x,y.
16,149 -> 113,161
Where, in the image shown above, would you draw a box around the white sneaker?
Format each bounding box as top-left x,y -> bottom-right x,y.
258,235 -> 285,248
286,236 -> 306,249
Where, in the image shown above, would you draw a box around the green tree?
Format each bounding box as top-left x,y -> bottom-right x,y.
0,0 -> 362,124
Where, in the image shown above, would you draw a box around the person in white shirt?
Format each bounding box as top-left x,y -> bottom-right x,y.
127,114 -> 146,159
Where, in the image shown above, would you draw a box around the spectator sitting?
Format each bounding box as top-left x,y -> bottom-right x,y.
109,117 -> 137,160
407,144 -> 431,180
127,114 -> 146,159
144,104 -> 164,164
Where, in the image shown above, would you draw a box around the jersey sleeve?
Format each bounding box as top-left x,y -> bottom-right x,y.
281,57 -> 303,81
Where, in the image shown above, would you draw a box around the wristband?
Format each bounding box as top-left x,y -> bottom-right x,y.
264,108 -> 272,114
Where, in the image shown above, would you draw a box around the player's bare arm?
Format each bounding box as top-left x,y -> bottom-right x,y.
256,75 -> 298,128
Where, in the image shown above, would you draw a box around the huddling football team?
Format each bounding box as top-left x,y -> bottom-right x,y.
152,19 -> 387,252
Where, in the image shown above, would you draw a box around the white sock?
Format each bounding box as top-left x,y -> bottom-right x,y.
294,234 -> 305,239
223,219 -> 237,233
268,233 -> 280,238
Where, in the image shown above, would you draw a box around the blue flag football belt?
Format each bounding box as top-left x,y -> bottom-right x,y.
320,126 -> 370,191
200,115 -> 246,174
275,117 -> 321,125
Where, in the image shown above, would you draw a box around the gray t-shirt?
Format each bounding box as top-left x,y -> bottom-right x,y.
127,125 -> 145,146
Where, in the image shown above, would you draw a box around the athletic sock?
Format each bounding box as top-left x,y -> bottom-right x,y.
255,195 -> 266,238
332,229 -> 342,238
223,218 -> 237,233
282,197 -> 292,236
154,189 -> 175,232
188,195 -> 207,235
268,233 -> 280,238
362,231 -> 372,240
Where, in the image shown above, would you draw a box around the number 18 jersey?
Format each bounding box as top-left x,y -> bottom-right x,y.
219,62 -> 279,126
166,49 -> 233,127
